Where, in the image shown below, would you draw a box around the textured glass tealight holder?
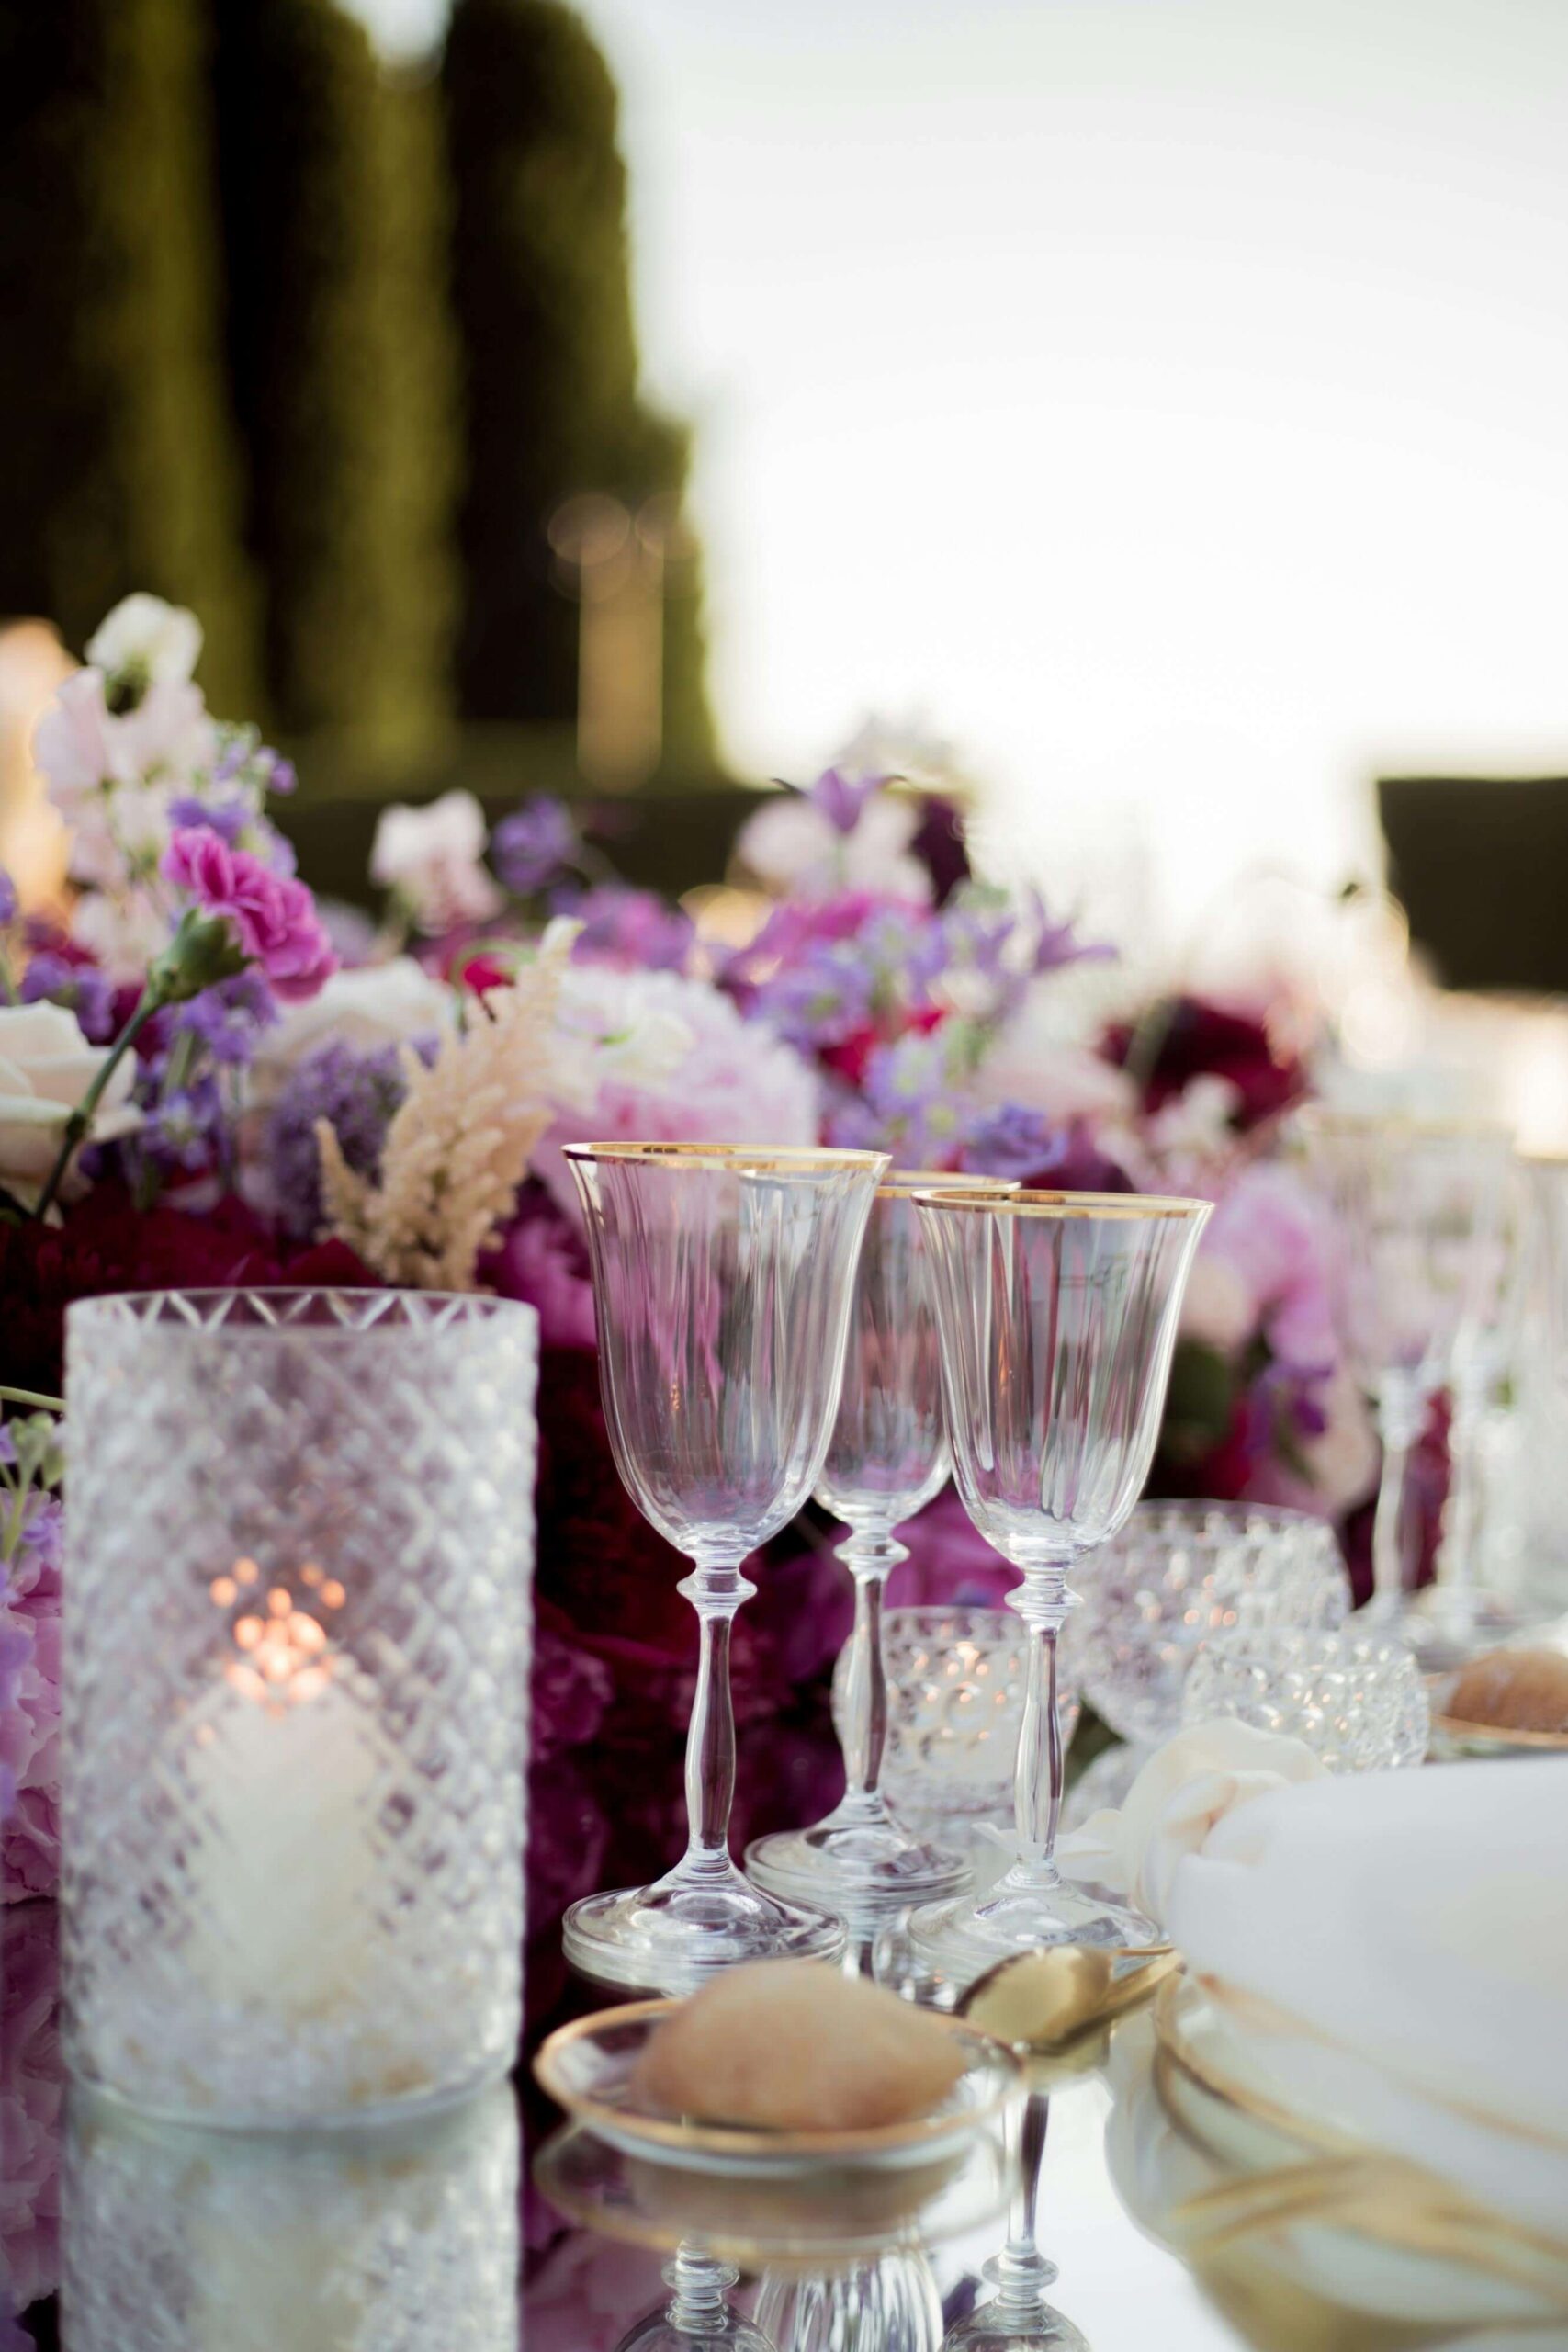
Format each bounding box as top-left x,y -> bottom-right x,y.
1181,1624 -> 1430,1770
61,1290 -> 538,2129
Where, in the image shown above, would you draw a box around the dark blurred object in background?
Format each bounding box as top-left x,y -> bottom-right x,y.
1380,774 -> 1568,994
0,0 -> 716,786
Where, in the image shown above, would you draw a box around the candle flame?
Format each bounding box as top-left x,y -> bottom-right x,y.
213,1558 -> 344,1709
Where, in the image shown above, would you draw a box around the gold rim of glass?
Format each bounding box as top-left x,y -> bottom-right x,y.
1294,1107 -> 1515,1143
560,1140 -> 889,1171
911,1185 -> 1210,1221
875,1169 -> 1020,1200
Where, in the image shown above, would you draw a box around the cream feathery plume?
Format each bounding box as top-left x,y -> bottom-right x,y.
317,927 -> 572,1290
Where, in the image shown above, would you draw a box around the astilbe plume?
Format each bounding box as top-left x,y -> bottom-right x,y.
316,931 -> 571,1290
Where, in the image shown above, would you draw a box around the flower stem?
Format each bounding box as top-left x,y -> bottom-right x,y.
0,1386 -> 64,1414
32,989 -> 157,1222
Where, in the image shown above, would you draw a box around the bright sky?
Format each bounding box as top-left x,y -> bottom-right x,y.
351,0 -> 1568,946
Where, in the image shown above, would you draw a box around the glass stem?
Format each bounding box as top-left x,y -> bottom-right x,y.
1437,1365 -> 1487,1606
1010,1566 -> 1071,1889
986,2086 -> 1057,2315
1371,1383 -> 1424,1618
674,1558 -> 754,1881
837,1522 -> 908,1820
664,2244 -> 739,2330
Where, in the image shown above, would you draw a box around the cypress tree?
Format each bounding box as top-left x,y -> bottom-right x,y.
443,0 -> 715,764
214,0 -> 460,762
0,0 -> 260,710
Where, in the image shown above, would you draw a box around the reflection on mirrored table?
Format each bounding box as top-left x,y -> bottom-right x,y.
13,1890 -> 1562,2352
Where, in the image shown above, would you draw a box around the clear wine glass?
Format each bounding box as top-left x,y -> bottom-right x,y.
1297,1111 -> 1512,1632
615,2248 -> 777,2352
748,1170 -> 1016,1914
905,1188 -> 1211,1990
563,1141 -> 886,1992
940,2090 -> 1086,2352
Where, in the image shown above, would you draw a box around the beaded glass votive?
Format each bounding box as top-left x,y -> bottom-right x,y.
1181,1624 -> 1430,1770
61,1290 -> 538,2128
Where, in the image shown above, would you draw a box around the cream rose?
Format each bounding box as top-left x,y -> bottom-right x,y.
85,593 -> 203,689
0,1001 -> 141,1200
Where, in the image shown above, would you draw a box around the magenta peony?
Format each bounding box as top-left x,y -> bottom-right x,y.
163,828 -> 336,1002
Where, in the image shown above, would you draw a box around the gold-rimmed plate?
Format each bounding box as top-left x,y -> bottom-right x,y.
532,1998 -> 1019,2177
1429,1711 -> 1568,1758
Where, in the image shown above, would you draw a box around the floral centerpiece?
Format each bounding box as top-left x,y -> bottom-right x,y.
0,593 -> 1406,1979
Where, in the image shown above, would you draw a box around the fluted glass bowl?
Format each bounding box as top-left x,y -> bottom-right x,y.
832,1605 -> 1080,1821
1181,1624 -> 1430,1770
1075,1500 -> 1350,1749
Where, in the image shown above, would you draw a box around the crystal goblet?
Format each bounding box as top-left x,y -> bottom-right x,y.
749,1171 -> 1015,1912
563,1141 -> 886,1992
940,2089 -> 1086,2352
615,2249 -> 777,2352
1297,1111 -> 1512,1631
906,1188 -> 1211,1987
1075,1499 -> 1350,1752
1181,1623 -> 1430,1769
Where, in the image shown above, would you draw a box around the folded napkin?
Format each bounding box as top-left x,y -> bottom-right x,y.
1166,1756 -> 1568,2236
1057,1716 -> 1325,1924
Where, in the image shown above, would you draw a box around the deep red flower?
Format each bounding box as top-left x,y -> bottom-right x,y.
1102,993 -> 1306,1130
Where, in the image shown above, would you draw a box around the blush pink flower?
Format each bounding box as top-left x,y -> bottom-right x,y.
163,829 -> 336,1002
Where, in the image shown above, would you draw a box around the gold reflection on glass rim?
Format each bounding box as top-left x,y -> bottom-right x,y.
560,1140 -> 889,1171
912,1186 -> 1210,1220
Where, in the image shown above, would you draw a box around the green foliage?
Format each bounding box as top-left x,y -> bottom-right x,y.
0,0 -> 261,709
214,0 -> 460,761
442,0 -> 714,759
1159,1337 -> 1239,1464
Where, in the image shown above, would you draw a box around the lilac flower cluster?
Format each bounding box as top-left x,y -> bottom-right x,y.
17,954 -> 117,1043
264,1037 -> 424,1240
493,796 -> 581,895
1,1486 -> 62,1901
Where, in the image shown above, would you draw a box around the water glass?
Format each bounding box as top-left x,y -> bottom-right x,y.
563,1141 -> 886,1992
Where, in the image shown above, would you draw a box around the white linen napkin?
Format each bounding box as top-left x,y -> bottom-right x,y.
1165,1755 -> 1568,2235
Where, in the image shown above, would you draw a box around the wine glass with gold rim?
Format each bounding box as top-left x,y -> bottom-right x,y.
749,1170 -> 1017,1915
562,1141 -> 887,1992
906,1187 -> 1211,1993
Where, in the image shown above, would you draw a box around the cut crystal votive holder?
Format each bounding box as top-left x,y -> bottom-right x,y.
832,1605 -> 1081,1823
1181,1623 -> 1430,1770
61,1290 -> 538,2129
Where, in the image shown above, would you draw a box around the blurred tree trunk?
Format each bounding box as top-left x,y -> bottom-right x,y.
0,0 -> 261,711
214,0 -> 460,763
442,0 -> 715,771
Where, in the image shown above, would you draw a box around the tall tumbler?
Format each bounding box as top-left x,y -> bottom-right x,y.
61,1290 -> 538,2128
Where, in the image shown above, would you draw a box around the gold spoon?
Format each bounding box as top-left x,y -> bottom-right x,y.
959,1942 -> 1180,2056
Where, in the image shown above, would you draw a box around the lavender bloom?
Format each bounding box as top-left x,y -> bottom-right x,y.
0,870 -> 16,928
494,797 -> 580,893
130,1068 -> 225,1177
172,969 -> 277,1065
835,1029 -> 969,1164
263,750 -> 296,796
1021,886 -> 1115,976
18,954 -> 118,1043
560,883 -> 695,973
750,937 -> 877,1050
265,1037 -> 421,1240
168,793 -> 246,845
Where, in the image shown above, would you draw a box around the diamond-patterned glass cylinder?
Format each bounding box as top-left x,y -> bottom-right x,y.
62,1290 -> 538,2127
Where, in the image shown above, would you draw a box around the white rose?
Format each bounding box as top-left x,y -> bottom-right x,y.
0,1001 -> 141,1200
85,594 -> 203,689
69,888 -> 172,983
246,957 -> 455,1120
370,789 -> 502,933
1179,1251 -> 1257,1353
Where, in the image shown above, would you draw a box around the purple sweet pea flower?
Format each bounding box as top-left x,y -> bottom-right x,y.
805,765 -> 889,835
168,793 -> 246,846
163,828 -> 335,1002
18,954 -> 117,1043
263,750 -> 296,796
493,797 -> 581,894
137,1074 -> 224,1174
0,871 -> 16,928
959,1103 -> 1135,1191
172,968 -> 278,1066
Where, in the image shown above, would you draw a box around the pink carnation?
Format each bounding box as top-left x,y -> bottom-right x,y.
163,828 -> 336,1002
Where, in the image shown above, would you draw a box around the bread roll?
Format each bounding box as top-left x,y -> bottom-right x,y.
629,1960 -> 967,2132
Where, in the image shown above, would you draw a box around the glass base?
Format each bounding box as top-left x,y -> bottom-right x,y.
942,2291 -> 1089,2352
746,1797 -> 971,1910
1399,1582 -> 1536,1671
562,1860 -> 844,1996
905,1865 -> 1164,2002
